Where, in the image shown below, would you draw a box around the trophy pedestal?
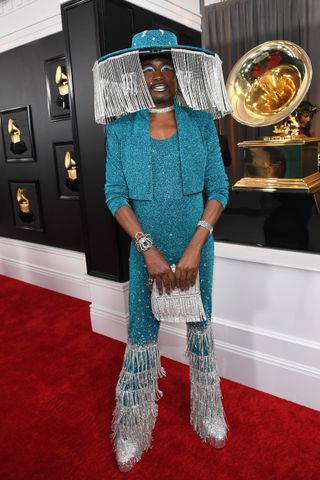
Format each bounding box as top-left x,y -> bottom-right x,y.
218,137 -> 320,252
233,137 -> 320,193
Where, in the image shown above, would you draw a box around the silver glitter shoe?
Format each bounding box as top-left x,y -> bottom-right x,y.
202,416 -> 227,449
116,437 -> 141,472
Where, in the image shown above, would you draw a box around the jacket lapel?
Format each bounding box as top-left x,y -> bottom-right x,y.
175,104 -> 206,195
124,109 -> 153,200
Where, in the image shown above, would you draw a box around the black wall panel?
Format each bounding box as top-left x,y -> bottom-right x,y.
62,0 -> 122,279
0,33 -> 84,251
62,0 -> 201,281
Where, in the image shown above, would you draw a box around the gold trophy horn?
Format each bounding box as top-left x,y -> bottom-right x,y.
64,151 -> 77,180
16,188 -> 30,213
226,40 -> 320,193
8,119 -> 21,143
55,65 -> 69,95
226,40 -> 312,128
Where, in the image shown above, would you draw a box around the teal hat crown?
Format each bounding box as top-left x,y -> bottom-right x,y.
131,29 -> 178,50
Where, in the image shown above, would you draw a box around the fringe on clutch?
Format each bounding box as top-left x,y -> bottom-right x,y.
151,265 -> 206,323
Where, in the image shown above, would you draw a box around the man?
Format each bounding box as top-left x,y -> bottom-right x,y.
93,30 -> 231,472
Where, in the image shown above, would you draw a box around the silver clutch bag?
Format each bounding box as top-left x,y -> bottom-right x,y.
151,264 -> 206,323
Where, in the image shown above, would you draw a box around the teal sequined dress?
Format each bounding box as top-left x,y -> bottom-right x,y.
129,133 -> 213,346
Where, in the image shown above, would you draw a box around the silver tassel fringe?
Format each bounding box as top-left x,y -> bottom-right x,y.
93,51 -> 155,123
151,267 -> 206,323
151,291 -> 206,323
112,341 -> 165,463
187,323 -> 228,444
93,49 -> 232,124
172,48 -> 232,119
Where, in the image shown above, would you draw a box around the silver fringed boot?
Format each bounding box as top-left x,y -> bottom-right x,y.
112,342 -> 165,472
187,323 -> 228,449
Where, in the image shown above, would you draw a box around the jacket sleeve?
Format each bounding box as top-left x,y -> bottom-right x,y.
203,114 -> 229,208
104,122 -> 130,217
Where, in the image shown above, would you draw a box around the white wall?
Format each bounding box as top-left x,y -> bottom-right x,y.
213,243 -> 320,411
0,0 -> 201,53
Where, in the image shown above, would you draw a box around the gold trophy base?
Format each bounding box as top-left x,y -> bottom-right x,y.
233,172 -> 320,193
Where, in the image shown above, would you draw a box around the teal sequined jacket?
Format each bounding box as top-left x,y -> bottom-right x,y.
105,104 -> 229,216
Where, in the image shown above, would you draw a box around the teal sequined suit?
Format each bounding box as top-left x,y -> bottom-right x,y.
129,133 -> 214,345
105,106 -> 229,461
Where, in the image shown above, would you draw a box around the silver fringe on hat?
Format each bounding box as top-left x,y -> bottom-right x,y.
187,323 -> 228,445
93,49 -> 232,123
93,51 -> 155,124
112,341 -> 165,467
172,48 -> 231,118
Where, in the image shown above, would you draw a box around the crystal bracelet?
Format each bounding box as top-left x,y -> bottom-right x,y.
134,231 -> 153,252
197,220 -> 213,235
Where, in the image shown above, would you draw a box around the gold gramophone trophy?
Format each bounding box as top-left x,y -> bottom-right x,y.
64,151 -> 78,192
8,118 -> 27,155
226,40 -> 320,195
16,187 -> 34,222
64,151 -> 77,180
55,65 -> 69,109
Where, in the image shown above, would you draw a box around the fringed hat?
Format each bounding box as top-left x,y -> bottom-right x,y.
93,29 -> 232,123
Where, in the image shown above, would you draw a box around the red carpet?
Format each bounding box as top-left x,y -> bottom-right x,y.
1,274 -> 319,480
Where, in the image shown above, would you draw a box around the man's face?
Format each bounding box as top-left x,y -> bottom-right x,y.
140,56 -> 177,106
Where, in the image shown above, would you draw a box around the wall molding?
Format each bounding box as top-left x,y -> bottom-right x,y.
0,14 -> 62,52
0,0 -> 38,17
0,236 -> 89,300
1,236 -> 319,411
0,0 -> 202,53
124,0 -> 201,30
0,0 -> 63,53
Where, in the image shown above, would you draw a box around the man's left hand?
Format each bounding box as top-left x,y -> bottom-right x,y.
175,245 -> 201,291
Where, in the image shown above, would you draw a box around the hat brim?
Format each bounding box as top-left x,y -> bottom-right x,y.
97,44 -> 215,64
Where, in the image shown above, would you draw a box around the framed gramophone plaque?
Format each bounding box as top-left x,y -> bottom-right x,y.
53,142 -> 79,199
44,55 -> 70,121
9,180 -> 44,231
0,106 -> 36,163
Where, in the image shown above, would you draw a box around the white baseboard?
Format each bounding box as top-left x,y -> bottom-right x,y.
213,319 -> 320,411
1,236 -> 319,411
0,237 -> 90,301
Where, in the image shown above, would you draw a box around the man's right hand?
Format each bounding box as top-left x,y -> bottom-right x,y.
143,246 -> 176,295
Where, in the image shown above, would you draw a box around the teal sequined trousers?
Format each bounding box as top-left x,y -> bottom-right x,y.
112,134 -> 228,460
